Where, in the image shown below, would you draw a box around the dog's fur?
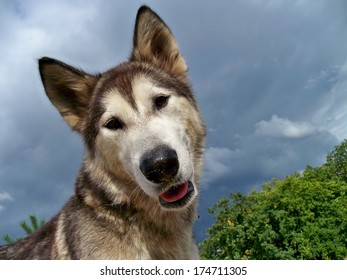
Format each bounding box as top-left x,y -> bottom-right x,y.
0,6 -> 205,259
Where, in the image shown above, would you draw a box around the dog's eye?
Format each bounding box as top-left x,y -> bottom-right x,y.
154,95 -> 170,110
104,117 -> 125,130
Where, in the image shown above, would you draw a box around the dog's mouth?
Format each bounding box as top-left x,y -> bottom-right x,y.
159,181 -> 195,209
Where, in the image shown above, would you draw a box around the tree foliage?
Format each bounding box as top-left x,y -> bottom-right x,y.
2,214 -> 45,244
326,139 -> 347,181
199,140 -> 347,260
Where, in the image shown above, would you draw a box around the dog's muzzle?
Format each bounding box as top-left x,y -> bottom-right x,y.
139,145 -> 195,209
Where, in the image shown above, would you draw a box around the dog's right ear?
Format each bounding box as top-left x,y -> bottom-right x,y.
38,57 -> 97,132
131,6 -> 187,76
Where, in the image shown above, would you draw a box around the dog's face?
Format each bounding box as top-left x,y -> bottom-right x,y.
95,68 -> 202,209
39,6 -> 205,210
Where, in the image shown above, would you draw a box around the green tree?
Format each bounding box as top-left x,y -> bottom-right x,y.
199,141 -> 347,260
326,139 -> 347,181
2,214 -> 45,244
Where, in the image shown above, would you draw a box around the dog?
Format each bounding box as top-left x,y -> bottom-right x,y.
0,6 -> 206,259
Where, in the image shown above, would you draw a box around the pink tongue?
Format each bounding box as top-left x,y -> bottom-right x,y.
160,182 -> 189,203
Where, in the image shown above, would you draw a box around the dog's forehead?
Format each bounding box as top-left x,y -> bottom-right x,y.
96,64 -> 138,109
103,76 -> 173,119
97,64 -> 174,110
92,62 -> 196,120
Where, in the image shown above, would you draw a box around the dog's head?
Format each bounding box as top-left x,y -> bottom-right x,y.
39,6 -> 206,210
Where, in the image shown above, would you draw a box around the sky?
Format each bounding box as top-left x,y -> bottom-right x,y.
1,0 -> 347,245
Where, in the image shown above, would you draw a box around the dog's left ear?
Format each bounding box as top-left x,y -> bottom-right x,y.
38,57 -> 97,133
130,6 -> 187,76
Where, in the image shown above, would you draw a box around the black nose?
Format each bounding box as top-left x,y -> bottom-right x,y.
140,145 -> 179,184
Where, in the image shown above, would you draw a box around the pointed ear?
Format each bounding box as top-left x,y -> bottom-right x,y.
130,6 -> 187,75
38,57 -> 97,132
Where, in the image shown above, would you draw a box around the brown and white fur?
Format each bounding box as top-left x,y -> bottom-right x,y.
0,5 -> 206,259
